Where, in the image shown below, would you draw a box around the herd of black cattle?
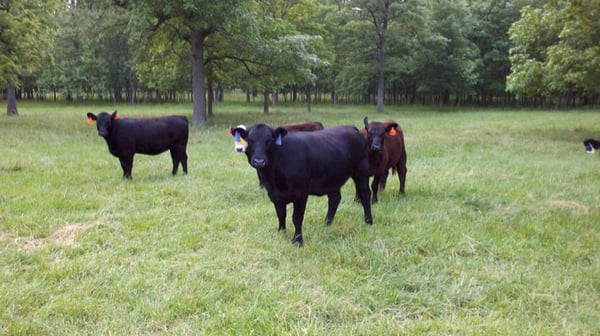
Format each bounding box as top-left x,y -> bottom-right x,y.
86,111 -> 600,246
83,111 -> 414,246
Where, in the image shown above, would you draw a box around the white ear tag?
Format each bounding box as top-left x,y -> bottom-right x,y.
275,134 -> 282,146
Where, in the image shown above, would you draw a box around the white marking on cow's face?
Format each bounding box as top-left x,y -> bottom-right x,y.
585,145 -> 595,154
235,136 -> 247,152
232,125 -> 248,152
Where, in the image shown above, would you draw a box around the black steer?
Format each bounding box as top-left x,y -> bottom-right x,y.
232,123 -> 373,247
87,111 -> 189,179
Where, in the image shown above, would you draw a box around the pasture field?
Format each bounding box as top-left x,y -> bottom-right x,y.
1,101 -> 599,335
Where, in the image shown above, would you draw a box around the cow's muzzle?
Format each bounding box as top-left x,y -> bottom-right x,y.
251,158 -> 267,168
370,144 -> 382,151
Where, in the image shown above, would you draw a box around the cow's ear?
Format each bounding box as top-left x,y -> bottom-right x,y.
385,122 -> 399,136
274,127 -> 288,146
363,116 -> 369,128
86,112 -> 96,125
112,111 -> 120,120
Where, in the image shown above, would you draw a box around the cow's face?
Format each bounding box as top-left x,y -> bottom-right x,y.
87,111 -> 119,138
228,125 -> 248,152
363,117 -> 398,152
233,123 -> 287,168
583,139 -> 599,154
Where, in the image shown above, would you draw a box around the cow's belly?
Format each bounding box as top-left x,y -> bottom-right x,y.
268,172 -> 350,199
137,148 -> 168,155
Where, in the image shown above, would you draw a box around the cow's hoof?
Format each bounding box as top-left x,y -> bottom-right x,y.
325,218 -> 333,226
292,234 -> 303,247
365,217 -> 373,225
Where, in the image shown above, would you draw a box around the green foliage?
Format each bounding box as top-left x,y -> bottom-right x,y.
508,0 -> 600,100
1,101 -> 600,334
0,0 -> 60,86
8,0 -> 599,108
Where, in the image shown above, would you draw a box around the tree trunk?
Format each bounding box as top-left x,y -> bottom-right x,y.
305,84 -> 312,113
207,81 -> 214,116
7,82 -> 18,115
263,90 -> 269,114
191,30 -> 208,126
375,1 -> 391,113
376,42 -> 385,113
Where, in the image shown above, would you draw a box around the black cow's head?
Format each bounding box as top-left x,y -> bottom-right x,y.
583,138 -> 600,154
231,123 -> 288,168
363,116 -> 398,152
87,111 -> 119,138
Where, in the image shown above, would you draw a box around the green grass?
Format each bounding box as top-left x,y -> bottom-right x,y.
1,101 -> 599,335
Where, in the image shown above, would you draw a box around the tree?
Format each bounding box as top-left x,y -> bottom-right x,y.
469,0 -> 523,105
507,0 -> 600,106
0,0 -> 60,114
348,0 -> 405,112
120,0 -> 249,126
418,0 -> 479,106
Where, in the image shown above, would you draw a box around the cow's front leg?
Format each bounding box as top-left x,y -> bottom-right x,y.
325,189 -> 342,226
292,197 -> 308,247
371,175 -> 381,204
273,201 -> 287,232
119,154 -> 134,179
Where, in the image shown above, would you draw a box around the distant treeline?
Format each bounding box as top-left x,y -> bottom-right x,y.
3,86 -> 598,109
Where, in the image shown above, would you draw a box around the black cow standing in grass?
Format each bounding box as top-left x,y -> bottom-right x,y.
86,111 -> 189,179
231,123 -> 373,247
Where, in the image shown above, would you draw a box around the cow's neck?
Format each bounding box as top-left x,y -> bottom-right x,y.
369,150 -> 383,166
256,166 -> 277,191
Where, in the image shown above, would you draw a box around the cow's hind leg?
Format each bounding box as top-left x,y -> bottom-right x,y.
170,148 -> 188,175
325,189 -> 342,226
292,197 -> 308,247
352,173 -> 373,225
397,158 -> 407,194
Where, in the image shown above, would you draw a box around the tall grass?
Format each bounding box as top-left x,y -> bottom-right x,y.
1,101 -> 599,335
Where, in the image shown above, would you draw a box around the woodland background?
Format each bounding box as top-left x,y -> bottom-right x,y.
2,0 -> 600,125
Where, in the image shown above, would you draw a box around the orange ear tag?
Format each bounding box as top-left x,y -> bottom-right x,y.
114,113 -> 120,120
227,128 -> 233,136
87,117 -> 94,125
389,128 -> 397,136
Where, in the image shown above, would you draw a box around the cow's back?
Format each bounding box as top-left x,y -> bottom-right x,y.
383,124 -> 406,170
109,116 -> 188,155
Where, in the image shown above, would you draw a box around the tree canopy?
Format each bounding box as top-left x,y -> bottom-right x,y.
1,0 -> 60,114
3,0 -> 600,115
507,0 -> 600,106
